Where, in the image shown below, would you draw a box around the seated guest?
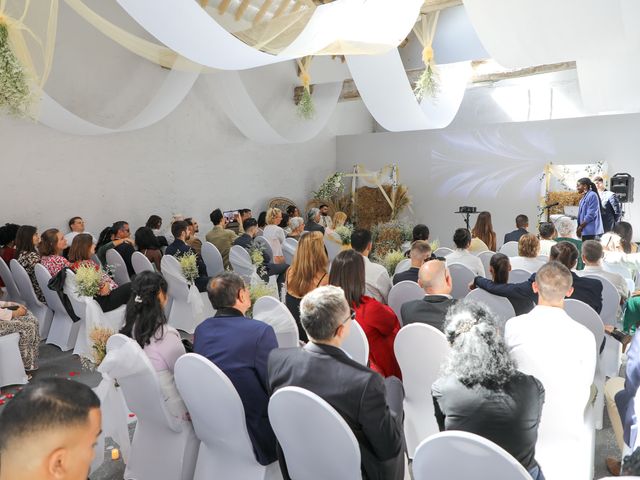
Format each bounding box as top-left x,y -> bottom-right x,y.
69,233 -> 132,312
15,225 -> 45,303
401,259 -> 456,331
509,234 -> 545,272
393,240 -> 431,285
473,241 -> 602,314
0,223 -> 19,289
120,271 -> 188,421
351,228 -> 392,304
333,211 -> 348,230
194,272 -> 278,466
433,301 -> 545,480
257,211 -> 267,236
134,226 -> 163,272
184,218 -> 202,256
165,214 -> 185,244
412,223 -> 430,242
235,218 -> 288,292
538,222 -> 557,256
504,214 -> 529,244
579,239 -> 628,301
263,208 -> 286,264
39,228 -> 71,277
472,253 -> 535,315
0,378 -> 101,480
166,221 -> 210,293
206,208 -> 243,270
446,228 -> 485,277
286,205 -> 300,219
318,204 -> 333,230
614,221 -> 638,254
64,216 -> 94,246
96,226 -> 136,267
0,301 -> 40,372
269,286 -> 405,480
286,217 -> 305,240
279,213 -> 290,233
504,262 -> 596,480
304,208 -> 325,234
555,216 -> 583,269
329,250 -> 401,378
470,211 -> 496,252
285,231 -> 329,341
145,215 -> 167,248
110,221 -> 136,277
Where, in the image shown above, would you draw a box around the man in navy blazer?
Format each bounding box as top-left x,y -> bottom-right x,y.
503,214 -> 529,245
193,272 -> 279,466
473,242 -> 603,314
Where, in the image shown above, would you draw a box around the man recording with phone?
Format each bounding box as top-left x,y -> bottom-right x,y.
206,208 -> 244,270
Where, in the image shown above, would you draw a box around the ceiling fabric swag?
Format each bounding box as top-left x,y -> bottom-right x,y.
115,0 -> 423,70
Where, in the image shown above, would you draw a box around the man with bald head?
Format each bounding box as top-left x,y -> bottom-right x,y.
0,378 -> 102,480
400,259 -> 456,331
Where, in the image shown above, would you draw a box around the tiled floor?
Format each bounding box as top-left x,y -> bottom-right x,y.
0,343 -> 623,480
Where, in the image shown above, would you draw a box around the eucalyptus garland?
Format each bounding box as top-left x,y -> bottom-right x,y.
297,87 -> 315,120
313,172 -> 344,201
414,62 -> 440,102
0,22 -> 33,117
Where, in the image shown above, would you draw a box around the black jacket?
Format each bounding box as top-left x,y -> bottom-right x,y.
503,228 -> 528,245
392,267 -> 419,285
303,222 -> 325,234
400,295 -> 456,331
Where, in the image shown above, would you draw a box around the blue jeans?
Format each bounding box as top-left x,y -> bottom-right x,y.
528,465 -> 545,480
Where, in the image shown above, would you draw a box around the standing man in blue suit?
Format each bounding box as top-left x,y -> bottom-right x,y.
194,272 -> 279,466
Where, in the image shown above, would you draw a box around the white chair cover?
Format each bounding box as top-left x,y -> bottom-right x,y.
161,255 -> 208,334
0,333 -> 28,387
132,251 -> 155,274
465,289 -> 516,329
393,258 -> 411,276
282,238 -> 298,266
477,251 -> 495,279
103,334 -> 197,480
583,274 -> 620,326
499,241 -> 519,257
35,264 -> 80,351
433,247 -> 453,258
0,258 -> 24,303
174,353 -> 281,480
508,268 -> 532,284
230,245 -> 257,284
254,236 -> 275,261
269,387 -> 361,480
447,263 -> 475,299
10,259 -> 52,339
105,248 -> 131,285
341,319 -> 369,366
91,253 -> 103,267
394,323 -> 450,457
603,260 -> 633,279
63,270 -> 125,358
252,296 -> 299,348
412,431 -> 531,480
388,281 -> 424,326
201,241 -> 224,277
537,255 -> 549,263
324,237 -> 343,263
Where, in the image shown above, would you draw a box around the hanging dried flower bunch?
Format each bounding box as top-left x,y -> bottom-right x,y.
0,22 -> 33,117
296,56 -> 315,119
414,45 -> 440,101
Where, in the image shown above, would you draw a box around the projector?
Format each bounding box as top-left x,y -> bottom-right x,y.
458,206 -> 477,213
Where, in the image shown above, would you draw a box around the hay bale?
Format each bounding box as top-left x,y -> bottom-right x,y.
547,191 -> 582,214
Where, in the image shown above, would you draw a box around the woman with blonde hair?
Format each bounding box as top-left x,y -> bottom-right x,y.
470,211 -> 497,252
263,207 -> 286,264
285,231 -> 329,341
509,234 -> 545,272
333,212 -> 348,229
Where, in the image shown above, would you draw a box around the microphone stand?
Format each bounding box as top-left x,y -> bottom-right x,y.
454,210 -> 479,230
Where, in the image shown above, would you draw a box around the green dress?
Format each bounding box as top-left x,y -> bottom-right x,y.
555,237 -> 584,270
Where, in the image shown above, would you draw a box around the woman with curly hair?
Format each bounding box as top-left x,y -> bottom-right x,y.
432,300 -> 545,479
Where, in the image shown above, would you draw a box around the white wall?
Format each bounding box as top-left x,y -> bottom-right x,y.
0,1 -> 339,236
337,113 -> 640,245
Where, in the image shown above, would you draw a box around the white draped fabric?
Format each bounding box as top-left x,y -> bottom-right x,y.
162,256 -> 205,319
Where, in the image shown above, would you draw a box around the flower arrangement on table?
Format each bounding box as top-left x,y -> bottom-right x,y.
74,263 -> 103,297
80,326 -> 115,371
335,224 -> 354,246
178,252 -> 199,285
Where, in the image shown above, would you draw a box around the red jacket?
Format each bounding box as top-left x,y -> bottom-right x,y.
354,295 -> 402,379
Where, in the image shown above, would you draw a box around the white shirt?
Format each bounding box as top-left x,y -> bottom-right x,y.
578,265 -> 629,300
509,256 -> 546,273
64,231 -> 95,245
319,215 -> 333,230
538,239 -> 556,256
263,225 -> 286,257
445,249 -> 485,277
363,255 -> 392,304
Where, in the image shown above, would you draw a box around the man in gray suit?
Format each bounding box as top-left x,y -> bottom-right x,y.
400,260 -> 456,332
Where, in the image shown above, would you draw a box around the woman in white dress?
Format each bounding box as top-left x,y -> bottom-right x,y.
262,208 -> 286,264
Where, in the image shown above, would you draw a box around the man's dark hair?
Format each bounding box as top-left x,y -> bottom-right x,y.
243,218 -> 258,230
412,224 -> 429,241
68,216 -> 82,229
184,217 -> 194,226
350,229 -> 372,253
515,214 -> 528,229
0,223 -> 20,246
207,272 -> 245,309
539,222 -> 555,239
286,205 -> 298,216
549,241 -> 579,269
112,221 -> 128,234
171,220 -> 189,239
209,209 -> 223,225
0,378 -> 100,453
319,204 -> 328,209
453,228 -> 472,249
238,209 -> 251,217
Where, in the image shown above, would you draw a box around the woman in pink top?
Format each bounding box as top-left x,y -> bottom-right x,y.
39,228 -> 71,277
120,271 -> 188,421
